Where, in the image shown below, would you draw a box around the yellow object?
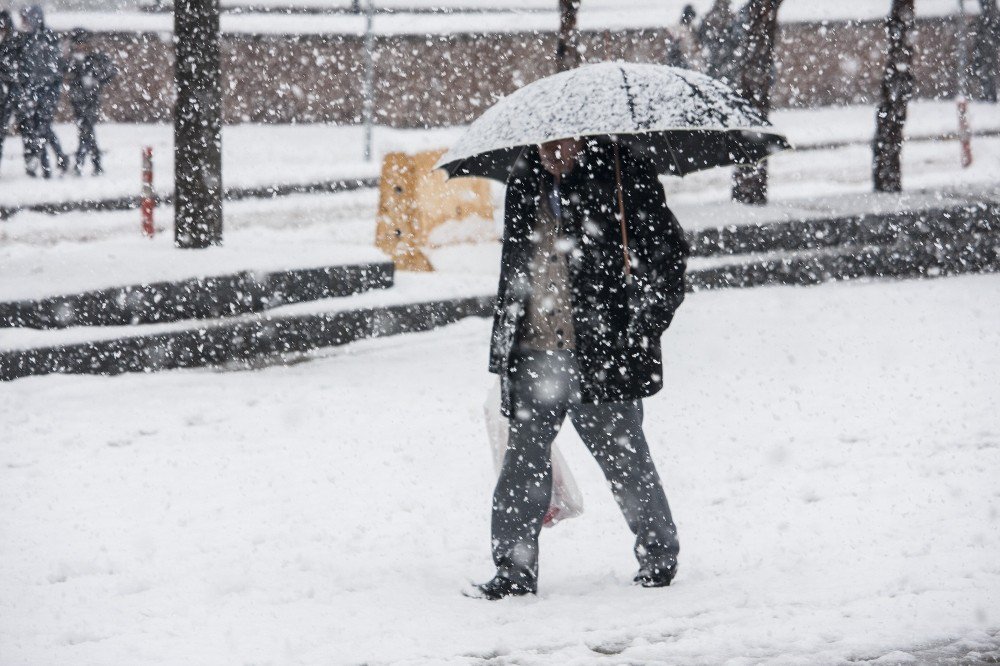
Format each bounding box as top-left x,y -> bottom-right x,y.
375,149 -> 494,271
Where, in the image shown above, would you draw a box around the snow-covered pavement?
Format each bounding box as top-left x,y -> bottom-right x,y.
2,274 -> 999,664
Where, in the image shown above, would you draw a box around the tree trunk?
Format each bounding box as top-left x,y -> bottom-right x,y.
174,0 -> 223,248
731,0 -> 782,206
872,0 -> 915,193
974,0 -> 1000,101
556,0 -> 582,72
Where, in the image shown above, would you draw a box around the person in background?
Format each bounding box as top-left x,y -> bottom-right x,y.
16,5 -> 67,178
66,28 -> 116,175
672,4 -> 705,71
697,0 -> 741,83
0,9 -> 18,176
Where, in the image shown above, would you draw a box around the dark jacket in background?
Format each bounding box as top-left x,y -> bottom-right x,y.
489,141 -> 690,417
0,31 -> 19,116
0,32 -> 19,96
0,29 -> 18,170
15,24 -> 62,96
13,10 -> 64,146
67,52 -> 116,121
698,0 -> 741,83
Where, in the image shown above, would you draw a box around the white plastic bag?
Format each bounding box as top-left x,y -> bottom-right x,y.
484,377 -> 584,527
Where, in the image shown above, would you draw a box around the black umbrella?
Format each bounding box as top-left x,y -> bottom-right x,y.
436,61 -> 791,182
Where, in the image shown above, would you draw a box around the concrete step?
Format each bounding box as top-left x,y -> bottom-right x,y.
0,295 -> 493,381
4,193 -> 998,380
686,197 -> 1000,259
0,261 -> 394,329
3,230 -> 998,382
688,231 -> 1000,291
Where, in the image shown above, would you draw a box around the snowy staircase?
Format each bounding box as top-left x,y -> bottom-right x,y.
2,192 -> 999,381
0,256 -> 494,381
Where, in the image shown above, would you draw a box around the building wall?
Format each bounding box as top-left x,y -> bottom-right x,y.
78,16 -> 983,126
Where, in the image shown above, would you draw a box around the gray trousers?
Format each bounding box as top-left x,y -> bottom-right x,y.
492,349 -> 679,587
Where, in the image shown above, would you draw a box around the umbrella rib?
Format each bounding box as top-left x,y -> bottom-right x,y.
618,65 -> 639,130
674,73 -> 726,126
661,133 -> 687,176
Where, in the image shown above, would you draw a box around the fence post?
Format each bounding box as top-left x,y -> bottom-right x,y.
141,147 -> 155,237
956,0 -> 974,168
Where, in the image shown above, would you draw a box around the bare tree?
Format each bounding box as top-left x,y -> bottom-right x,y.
873,0 -> 915,193
731,0 -> 782,206
174,0 -> 223,248
556,0 -> 582,72
973,0 -> 999,101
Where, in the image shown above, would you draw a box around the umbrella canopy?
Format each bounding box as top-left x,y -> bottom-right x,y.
436,61 -> 791,182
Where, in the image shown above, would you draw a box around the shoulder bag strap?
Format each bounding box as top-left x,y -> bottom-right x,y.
613,141 -> 632,282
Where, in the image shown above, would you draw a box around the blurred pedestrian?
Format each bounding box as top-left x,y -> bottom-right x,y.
698,0 -> 741,82
0,9 -> 18,175
671,4 -> 705,71
16,5 -> 68,178
66,28 -> 116,175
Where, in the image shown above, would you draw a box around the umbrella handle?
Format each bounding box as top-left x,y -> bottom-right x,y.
613,142 -> 632,282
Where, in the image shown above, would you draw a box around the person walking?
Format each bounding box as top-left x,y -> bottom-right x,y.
465,137 -> 690,600
437,63 -> 788,599
0,10 -> 18,175
16,5 -> 67,178
66,29 -> 116,175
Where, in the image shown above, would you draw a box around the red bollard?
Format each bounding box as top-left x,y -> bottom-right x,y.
141,146 -> 156,237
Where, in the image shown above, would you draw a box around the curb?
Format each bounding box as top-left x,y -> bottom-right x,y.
1,261 -> 395,329
687,200 -> 1000,258
0,295 -> 494,381
688,231 -> 1000,291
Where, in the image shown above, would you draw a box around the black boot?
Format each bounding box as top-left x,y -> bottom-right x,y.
633,562 -> 677,588
463,575 -> 536,600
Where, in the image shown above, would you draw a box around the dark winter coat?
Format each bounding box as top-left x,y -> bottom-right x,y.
67,52 -> 116,121
698,1 -> 741,82
14,27 -> 62,91
0,35 -> 19,110
489,141 -> 690,417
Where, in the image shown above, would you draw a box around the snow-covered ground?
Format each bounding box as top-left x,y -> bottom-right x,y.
1,101 -> 997,210
0,225 -> 388,302
2,274 -> 998,664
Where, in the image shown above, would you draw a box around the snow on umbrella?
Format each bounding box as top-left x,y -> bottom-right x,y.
436,61 -> 791,182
